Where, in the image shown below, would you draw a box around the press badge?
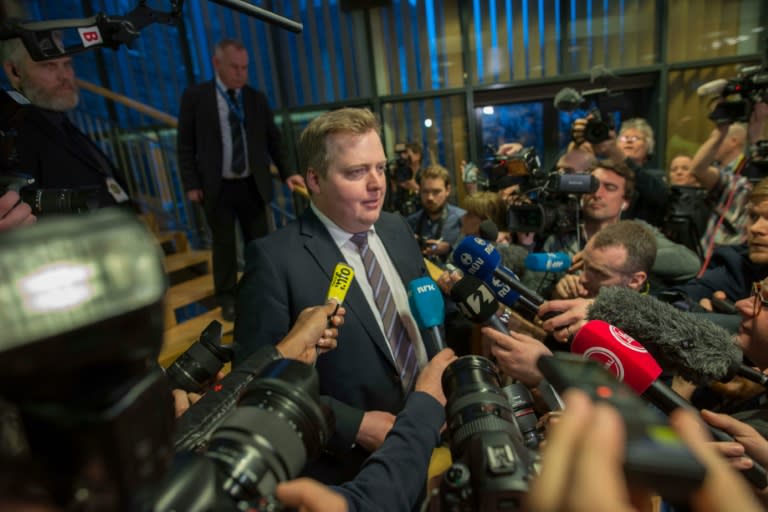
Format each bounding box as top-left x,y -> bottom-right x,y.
106,177 -> 130,203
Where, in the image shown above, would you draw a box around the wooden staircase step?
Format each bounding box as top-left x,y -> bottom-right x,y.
163,250 -> 211,274
165,273 -> 216,312
156,230 -> 189,253
160,307 -> 234,368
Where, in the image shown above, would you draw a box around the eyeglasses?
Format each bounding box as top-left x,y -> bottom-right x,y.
619,135 -> 643,143
752,281 -> 768,316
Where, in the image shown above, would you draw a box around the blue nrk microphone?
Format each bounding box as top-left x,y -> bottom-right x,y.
408,276 -> 446,355
524,252 -> 572,272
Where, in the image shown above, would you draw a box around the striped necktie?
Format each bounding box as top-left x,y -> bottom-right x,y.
350,231 -> 417,391
226,89 -> 246,175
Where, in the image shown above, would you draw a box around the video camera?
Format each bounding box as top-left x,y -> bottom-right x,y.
503,153 -> 598,234
0,209 -> 332,511
698,33 -> 768,124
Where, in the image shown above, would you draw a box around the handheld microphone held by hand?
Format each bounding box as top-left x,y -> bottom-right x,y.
572,320 -> 768,490
327,262 -> 354,306
588,286 -> 758,387
537,353 -> 706,504
524,252 -> 572,273
452,236 -> 548,320
408,276 -> 446,355
449,274 -> 509,335
319,263 -> 355,361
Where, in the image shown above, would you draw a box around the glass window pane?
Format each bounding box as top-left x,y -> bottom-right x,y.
666,0 -> 763,63
381,96 -> 469,200
468,0 -> 657,84
369,0 -> 464,95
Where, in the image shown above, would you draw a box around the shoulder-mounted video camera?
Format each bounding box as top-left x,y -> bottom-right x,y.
698,34 -> 768,124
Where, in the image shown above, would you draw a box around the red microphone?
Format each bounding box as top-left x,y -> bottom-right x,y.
572,320 -> 662,395
572,320 -> 768,489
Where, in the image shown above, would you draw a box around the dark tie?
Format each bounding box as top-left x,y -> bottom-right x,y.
226,89 -> 246,175
350,232 -> 417,391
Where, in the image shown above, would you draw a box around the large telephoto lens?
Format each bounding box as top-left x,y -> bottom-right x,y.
442,355 -> 520,455
205,359 -> 333,502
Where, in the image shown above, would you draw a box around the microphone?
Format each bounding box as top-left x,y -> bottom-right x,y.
553,87 -> 585,111
573,320 -> 768,489
696,78 -> 729,97
320,263 -> 355,362
524,252 -> 572,273
449,274 -> 509,335
452,236 -> 547,320
408,276 -> 446,355
478,219 -> 499,242
327,262 -> 355,306
588,287 -> 759,387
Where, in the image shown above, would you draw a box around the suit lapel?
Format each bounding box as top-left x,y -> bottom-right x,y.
300,209 -> 398,370
29,110 -> 108,176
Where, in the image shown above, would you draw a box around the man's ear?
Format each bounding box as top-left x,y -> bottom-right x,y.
627,272 -> 647,291
306,168 -> 321,194
3,61 -> 21,89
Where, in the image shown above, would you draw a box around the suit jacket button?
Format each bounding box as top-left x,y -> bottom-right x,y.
392,374 -> 400,383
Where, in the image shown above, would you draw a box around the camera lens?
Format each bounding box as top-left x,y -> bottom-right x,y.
584,119 -> 611,144
442,355 -> 521,455
165,341 -> 232,394
503,383 -> 540,449
205,359 -> 333,502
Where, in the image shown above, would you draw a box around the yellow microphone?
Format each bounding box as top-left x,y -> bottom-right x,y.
327,262 -> 355,307
316,263 -> 354,364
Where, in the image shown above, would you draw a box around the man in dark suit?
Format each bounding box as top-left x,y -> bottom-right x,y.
235,107 -> 433,484
0,38 -> 132,213
177,39 -> 304,321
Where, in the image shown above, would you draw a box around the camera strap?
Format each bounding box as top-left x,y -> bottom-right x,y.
416,208 -> 446,241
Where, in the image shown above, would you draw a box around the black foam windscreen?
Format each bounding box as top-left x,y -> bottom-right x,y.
588,287 -> 743,385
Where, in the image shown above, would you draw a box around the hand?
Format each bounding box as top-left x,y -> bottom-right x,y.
669,408 -> 764,511
275,477 -> 348,512
698,290 -> 727,312
422,239 -> 450,257
356,410 -> 396,452
186,189 -> 204,202
436,268 -> 463,295
285,174 -> 306,192
483,328 -> 552,387
498,142 -> 523,156
172,389 -> 202,418
552,274 -> 587,300
539,298 -> 593,343
527,390 -> 764,512
568,250 -> 584,273
276,302 -> 345,364
0,191 -> 36,232
702,409 -> 768,469
526,390 -> 651,512
415,348 -> 457,406
571,115 -> 621,159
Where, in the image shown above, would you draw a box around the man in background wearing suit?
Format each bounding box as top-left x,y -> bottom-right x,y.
0,37 -> 133,212
177,39 -> 304,321
235,107 -> 431,484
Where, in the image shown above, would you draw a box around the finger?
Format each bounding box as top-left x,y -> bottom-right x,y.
670,409 -> 763,512
188,392 -> 202,405
527,390 -> 594,511
570,404 -> 636,512
708,440 -> 746,458
701,409 -> 757,439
